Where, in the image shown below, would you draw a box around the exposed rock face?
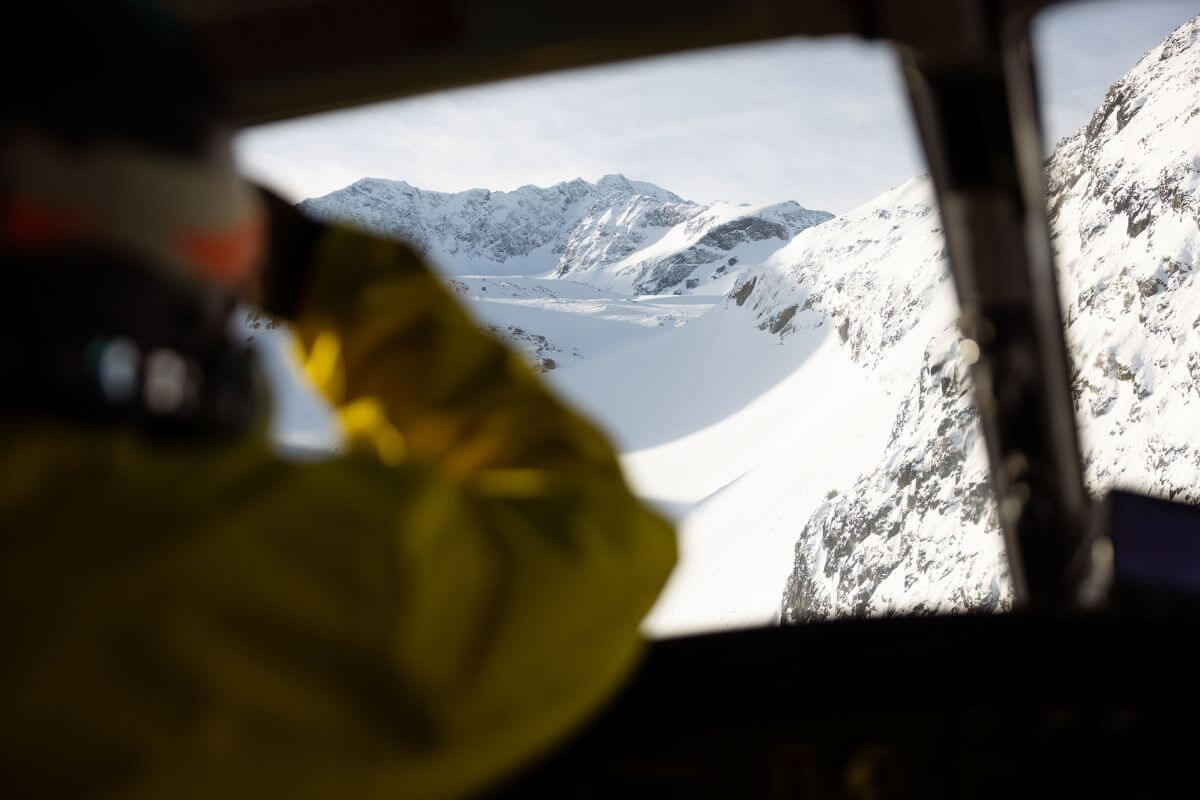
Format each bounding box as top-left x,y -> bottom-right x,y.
780,327 -> 1006,622
615,201 -> 830,295
729,183 -> 949,363
725,174 -> 1003,622
771,15 -> 1200,622
301,177 -> 593,265
1050,16 -> 1200,505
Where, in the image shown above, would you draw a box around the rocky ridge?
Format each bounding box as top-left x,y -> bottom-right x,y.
300,173 -> 830,296
768,16 -> 1200,622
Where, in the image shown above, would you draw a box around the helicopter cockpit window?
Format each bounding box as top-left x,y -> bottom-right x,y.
235,4 -> 1195,635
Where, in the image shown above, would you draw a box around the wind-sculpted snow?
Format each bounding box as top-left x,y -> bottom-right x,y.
769,15 -> 1200,623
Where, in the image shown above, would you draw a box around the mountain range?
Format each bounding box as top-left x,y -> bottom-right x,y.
300,172 -> 831,295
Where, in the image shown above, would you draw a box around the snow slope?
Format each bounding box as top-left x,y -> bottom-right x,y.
550,175 -> 981,633
547,306 -> 899,632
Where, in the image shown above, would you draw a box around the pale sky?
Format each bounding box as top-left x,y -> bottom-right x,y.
236,1 -> 1198,215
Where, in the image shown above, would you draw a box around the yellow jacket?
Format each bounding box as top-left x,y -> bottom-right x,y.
0,226 -> 676,797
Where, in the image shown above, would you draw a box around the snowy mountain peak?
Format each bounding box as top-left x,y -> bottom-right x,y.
300,173 -> 830,294
350,176 -> 413,191
1084,15 -> 1197,139
592,173 -> 685,202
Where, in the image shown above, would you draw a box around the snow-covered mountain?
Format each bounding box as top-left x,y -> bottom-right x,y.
557,196 -> 831,295
266,15 -> 1199,636
762,15 -> 1199,622
725,177 -> 1006,623
1051,15 -> 1200,504
563,15 -> 1197,629
299,174 -> 831,371
300,173 -> 831,295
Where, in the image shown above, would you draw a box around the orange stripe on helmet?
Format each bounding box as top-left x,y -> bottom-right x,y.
0,201 -> 93,244
175,213 -> 266,285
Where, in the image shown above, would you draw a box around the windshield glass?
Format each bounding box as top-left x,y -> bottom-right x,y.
235,5 -> 1195,636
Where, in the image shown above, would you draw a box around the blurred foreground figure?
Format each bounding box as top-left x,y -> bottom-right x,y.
0,3 -> 675,796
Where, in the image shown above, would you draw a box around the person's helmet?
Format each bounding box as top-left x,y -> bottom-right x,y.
0,1 -> 263,437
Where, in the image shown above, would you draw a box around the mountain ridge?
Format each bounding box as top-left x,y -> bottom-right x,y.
768,14 -> 1200,622
299,173 -> 832,295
